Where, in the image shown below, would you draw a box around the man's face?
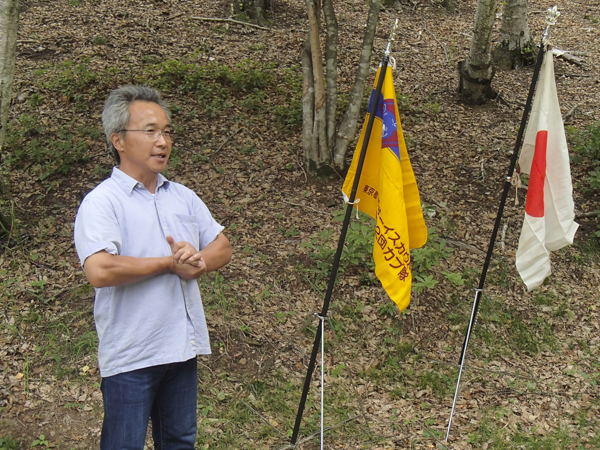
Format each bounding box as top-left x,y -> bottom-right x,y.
112,100 -> 172,185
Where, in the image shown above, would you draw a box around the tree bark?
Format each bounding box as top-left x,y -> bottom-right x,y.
0,0 -> 18,236
301,40 -> 315,166
233,0 -> 267,24
458,0 -> 498,104
302,0 -> 382,174
253,0 -> 265,25
493,0 -> 534,69
322,0 -> 337,151
303,0 -> 330,174
332,0 -> 381,170
0,0 -> 19,156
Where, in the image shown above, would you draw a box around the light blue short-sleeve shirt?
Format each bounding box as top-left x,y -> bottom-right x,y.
74,168 -> 224,377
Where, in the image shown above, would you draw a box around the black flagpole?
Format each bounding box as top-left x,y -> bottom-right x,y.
458,43 -> 547,365
446,38 -> 549,441
289,33 -> 397,445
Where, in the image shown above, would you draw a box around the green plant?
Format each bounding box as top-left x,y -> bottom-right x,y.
273,99 -> 303,130
302,210 -> 375,285
30,435 -> 49,447
273,68 -> 303,130
411,230 -> 453,273
91,35 -> 107,45
412,274 -> 438,292
5,116 -> 94,182
41,59 -> 102,102
442,271 -> 465,286
568,121 -> 600,236
201,272 -> 235,321
0,436 -> 20,450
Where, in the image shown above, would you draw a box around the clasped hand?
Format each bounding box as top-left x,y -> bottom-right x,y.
166,235 -> 206,280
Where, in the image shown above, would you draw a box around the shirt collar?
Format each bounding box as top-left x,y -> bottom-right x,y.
111,167 -> 170,196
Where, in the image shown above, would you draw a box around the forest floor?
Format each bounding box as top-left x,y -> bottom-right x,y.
1,0 -> 599,448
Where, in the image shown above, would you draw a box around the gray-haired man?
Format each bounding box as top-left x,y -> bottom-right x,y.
74,86 -> 231,449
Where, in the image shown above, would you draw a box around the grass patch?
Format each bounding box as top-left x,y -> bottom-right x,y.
473,293 -> 559,357
194,369 -> 363,448
467,410 -> 595,449
5,115 -> 98,184
0,436 -> 21,450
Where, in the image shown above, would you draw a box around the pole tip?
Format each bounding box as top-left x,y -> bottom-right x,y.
542,6 -> 560,45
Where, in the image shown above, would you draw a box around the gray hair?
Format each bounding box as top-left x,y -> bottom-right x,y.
101,86 -> 171,164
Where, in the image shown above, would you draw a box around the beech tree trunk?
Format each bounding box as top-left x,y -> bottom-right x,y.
303,0 -> 329,174
302,0 -> 381,175
332,0 -> 381,170
0,0 -> 19,155
0,0 -> 19,235
493,0 -> 534,69
458,0 -> 498,104
233,0 -> 268,24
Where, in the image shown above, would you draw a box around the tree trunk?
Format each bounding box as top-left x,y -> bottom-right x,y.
0,0 -> 19,156
301,40 -> 315,166
303,0 -> 330,174
233,0 -> 267,24
302,0 -> 381,175
0,0 -> 19,235
332,0 -> 381,170
493,0 -> 534,69
253,0 -> 265,25
323,0 -> 337,151
458,0 -> 498,104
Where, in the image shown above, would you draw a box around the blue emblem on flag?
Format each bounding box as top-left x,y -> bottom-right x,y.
367,91 -> 401,161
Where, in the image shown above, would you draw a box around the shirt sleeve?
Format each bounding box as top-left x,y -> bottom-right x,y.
190,194 -> 225,250
74,194 -> 122,267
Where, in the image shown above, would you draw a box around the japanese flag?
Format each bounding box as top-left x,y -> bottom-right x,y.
516,49 -> 578,291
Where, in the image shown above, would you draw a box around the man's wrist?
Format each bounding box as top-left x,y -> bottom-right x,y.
165,255 -> 176,274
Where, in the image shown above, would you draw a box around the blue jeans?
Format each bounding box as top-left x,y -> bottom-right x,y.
100,358 -> 197,450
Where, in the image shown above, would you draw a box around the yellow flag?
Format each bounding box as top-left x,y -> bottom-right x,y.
342,65 -> 427,312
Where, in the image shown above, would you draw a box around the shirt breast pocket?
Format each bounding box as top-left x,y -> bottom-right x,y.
174,215 -> 200,250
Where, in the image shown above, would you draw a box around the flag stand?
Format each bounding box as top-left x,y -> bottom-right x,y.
289,20 -> 399,447
445,8 -> 560,442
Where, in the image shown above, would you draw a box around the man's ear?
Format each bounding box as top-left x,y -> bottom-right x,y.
111,133 -> 124,152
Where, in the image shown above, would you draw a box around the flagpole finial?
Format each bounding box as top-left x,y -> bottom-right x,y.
543,6 -> 560,46
385,19 -> 399,56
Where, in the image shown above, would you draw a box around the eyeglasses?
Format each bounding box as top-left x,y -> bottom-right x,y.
118,128 -> 174,140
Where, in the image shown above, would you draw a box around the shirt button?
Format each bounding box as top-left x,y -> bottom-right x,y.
191,340 -> 195,345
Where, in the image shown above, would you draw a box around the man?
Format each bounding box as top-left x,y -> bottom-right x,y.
74,86 -> 231,449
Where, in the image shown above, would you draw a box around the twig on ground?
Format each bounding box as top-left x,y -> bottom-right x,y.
191,16 -> 270,31
576,211 -> 600,219
445,238 -> 486,255
565,101 -> 586,122
480,158 -> 485,182
419,421 -> 450,449
280,199 -> 330,216
276,416 -> 362,450
165,12 -> 184,21
214,128 -> 241,154
552,48 -> 585,67
498,221 -> 508,251
431,359 -> 535,381
240,399 -> 288,438
145,17 -> 155,33
423,25 -> 448,62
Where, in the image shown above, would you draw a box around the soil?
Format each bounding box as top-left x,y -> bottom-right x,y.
1,0 -> 599,449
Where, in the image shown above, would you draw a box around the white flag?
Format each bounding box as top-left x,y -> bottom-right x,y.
516,50 -> 578,291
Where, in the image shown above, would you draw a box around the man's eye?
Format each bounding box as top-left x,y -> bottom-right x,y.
163,130 -> 172,136
144,129 -> 156,135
